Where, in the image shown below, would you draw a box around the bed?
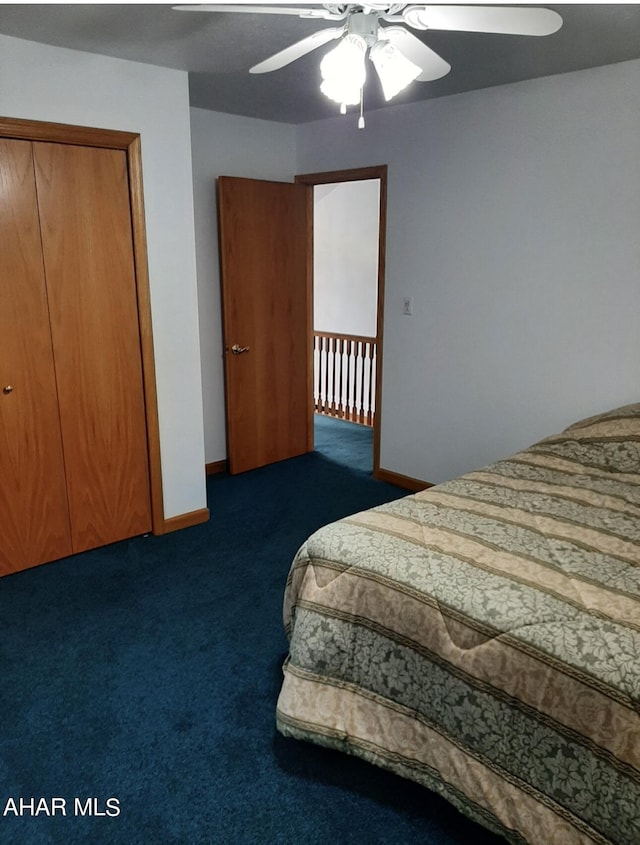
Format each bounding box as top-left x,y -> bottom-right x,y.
276,404 -> 640,845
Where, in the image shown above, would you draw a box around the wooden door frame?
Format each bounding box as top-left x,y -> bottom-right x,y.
0,115 -> 165,535
295,165 -> 387,478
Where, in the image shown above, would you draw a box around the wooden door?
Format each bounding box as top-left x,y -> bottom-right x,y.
218,176 -> 311,474
0,139 -> 73,574
33,143 -> 152,553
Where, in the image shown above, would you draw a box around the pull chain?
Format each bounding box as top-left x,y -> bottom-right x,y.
358,87 -> 365,129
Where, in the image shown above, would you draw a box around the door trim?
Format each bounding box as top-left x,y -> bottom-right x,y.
295,165 -> 387,477
0,115 -> 165,535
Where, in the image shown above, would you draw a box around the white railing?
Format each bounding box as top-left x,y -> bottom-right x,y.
313,331 -> 376,427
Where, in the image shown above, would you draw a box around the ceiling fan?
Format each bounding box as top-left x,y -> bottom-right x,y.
174,3 -> 563,124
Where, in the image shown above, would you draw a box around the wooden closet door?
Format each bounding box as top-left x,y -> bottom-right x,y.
33,143 -> 152,553
0,139 -> 73,573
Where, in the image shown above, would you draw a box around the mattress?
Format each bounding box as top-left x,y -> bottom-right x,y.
276,404 -> 640,845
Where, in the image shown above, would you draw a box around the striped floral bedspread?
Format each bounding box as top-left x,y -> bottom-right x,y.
277,404 -> 640,845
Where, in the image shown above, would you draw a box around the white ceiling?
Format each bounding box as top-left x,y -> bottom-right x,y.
1,4 -> 640,123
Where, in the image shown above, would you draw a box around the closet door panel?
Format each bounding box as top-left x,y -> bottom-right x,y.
0,139 -> 72,573
33,143 -> 152,553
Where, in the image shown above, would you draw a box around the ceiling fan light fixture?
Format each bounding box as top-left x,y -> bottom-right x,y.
370,39 -> 421,101
320,33 -> 367,106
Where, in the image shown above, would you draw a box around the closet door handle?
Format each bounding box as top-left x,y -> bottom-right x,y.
231,344 -> 250,355
2,385 -> 13,395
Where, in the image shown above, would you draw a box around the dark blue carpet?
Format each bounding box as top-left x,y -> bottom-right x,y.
0,419 -> 505,844
313,414 -> 374,473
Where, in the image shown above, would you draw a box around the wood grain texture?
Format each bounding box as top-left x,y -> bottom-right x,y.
33,143 -> 152,553
373,168 -> 387,475
0,139 -> 73,573
303,181 -> 315,451
126,136 -> 165,535
218,176 -> 310,475
161,507 -> 210,533
0,116 -> 165,538
0,115 -> 138,149
295,166 -> 388,185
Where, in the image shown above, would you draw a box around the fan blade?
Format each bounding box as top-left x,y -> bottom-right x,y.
401,6 -> 563,37
175,0 -> 333,4
250,26 -> 344,73
380,27 -> 450,82
173,5 -> 344,18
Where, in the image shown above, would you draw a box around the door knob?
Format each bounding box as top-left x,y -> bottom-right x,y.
2,385 -> 13,395
231,344 -> 250,355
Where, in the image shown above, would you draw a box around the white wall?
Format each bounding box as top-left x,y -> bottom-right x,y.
190,107 -> 297,464
0,34 -> 206,518
297,59 -> 640,484
314,180 -> 380,337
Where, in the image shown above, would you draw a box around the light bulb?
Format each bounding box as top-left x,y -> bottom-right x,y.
370,40 -> 421,101
320,34 -> 367,106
